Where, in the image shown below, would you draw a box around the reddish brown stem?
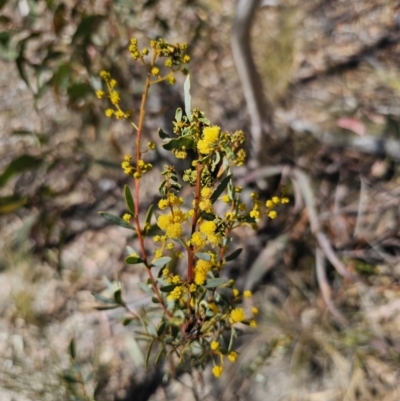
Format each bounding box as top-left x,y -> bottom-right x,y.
130,52 -> 172,318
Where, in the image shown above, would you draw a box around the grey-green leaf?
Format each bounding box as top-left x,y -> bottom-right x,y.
152,257 -> 171,267
99,212 -> 135,230
205,278 -> 227,289
124,185 -> 135,214
184,75 -> 191,120
195,252 -> 211,261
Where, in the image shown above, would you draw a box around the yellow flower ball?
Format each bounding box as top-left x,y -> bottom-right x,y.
212,365 -> 223,378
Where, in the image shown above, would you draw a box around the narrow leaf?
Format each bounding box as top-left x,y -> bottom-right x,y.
225,248 -> 243,262
99,212 -> 135,230
155,346 -> 165,364
145,339 -> 154,369
160,284 -> 179,293
184,75 -> 191,119
124,185 -> 135,214
211,174 -> 232,203
95,304 -> 120,310
68,339 -> 76,359
144,204 -> 154,227
157,321 -> 166,336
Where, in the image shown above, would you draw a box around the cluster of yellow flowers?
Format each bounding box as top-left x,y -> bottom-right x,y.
121,154 -> 153,179
250,193 -> 290,220
97,71 -> 131,120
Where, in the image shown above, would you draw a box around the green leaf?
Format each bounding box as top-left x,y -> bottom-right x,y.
152,296 -> 160,303
125,254 -> 144,265
124,185 -> 135,214
159,180 -> 166,195
152,257 -> 171,267
200,212 -> 215,221
145,339 -> 154,369
99,212 -> 135,230
160,284 -> 179,293
68,339 -> 76,360
158,127 -> 170,139
157,321 -> 166,336
95,304 -> 120,310
144,204 -> 154,227
225,248 -> 243,262
205,278 -> 226,289
184,75 -> 191,120
122,317 -> 134,326
114,289 -> 123,305
0,155 -> 43,188
175,108 -> 182,122
211,174 -> 232,203
162,136 -> 194,151
195,252 -> 211,261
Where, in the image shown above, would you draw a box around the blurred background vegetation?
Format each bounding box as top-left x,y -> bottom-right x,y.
2,0 -> 400,400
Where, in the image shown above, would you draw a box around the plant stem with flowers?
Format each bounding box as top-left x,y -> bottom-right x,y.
96,38 -> 289,378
